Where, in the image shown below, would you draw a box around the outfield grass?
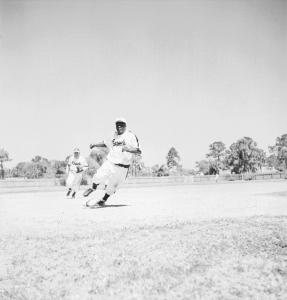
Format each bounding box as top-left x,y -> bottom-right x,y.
1,216 -> 287,300
1,181 -> 287,299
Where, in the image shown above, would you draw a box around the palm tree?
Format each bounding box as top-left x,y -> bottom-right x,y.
206,141 -> 226,174
0,148 -> 11,179
269,134 -> 287,172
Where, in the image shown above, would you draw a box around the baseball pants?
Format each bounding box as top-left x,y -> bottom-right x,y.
92,160 -> 128,195
66,172 -> 83,192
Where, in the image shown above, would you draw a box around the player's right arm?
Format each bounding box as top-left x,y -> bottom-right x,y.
66,156 -> 72,174
89,142 -> 107,149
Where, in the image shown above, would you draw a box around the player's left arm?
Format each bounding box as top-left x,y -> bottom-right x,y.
122,146 -> 141,154
122,133 -> 141,154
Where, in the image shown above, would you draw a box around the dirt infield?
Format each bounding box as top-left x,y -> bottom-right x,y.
1,181 -> 287,299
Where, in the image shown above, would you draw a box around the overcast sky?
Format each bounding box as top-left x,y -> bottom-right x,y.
1,0 -> 286,168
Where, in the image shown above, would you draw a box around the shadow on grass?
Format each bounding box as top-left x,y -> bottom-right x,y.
89,204 -> 129,209
256,191 -> 287,197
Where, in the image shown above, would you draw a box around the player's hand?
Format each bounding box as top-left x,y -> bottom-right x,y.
122,145 -> 129,152
76,166 -> 83,173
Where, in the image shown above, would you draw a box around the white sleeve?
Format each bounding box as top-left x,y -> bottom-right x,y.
127,132 -> 139,148
67,156 -> 72,166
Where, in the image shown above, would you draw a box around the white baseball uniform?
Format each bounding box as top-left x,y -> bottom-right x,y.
66,155 -> 88,192
92,130 -> 139,195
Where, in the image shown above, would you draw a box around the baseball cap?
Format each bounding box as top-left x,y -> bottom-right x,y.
73,148 -> 80,153
115,117 -> 127,125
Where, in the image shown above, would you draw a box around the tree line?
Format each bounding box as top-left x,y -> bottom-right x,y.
0,133 -> 286,179
196,134 -> 287,175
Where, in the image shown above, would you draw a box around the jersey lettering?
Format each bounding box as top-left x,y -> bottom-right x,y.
112,139 -> 126,147
106,130 -> 140,165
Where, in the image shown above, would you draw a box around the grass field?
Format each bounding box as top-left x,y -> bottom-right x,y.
1,181 -> 287,299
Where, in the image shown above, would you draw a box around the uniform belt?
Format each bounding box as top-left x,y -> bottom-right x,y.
115,163 -> 130,169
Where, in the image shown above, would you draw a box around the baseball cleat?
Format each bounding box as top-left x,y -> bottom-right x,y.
85,198 -> 106,208
97,200 -> 106,207
83,188 -> 94,197
66,189 -> 72,197
85,198 -> 97,208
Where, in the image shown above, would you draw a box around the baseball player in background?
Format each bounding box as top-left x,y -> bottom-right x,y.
84,118 -> 141,207
66,148 -> 88,198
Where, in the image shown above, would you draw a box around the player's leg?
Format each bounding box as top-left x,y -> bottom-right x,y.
66,188 -> 72,197
71,173 -> 82,198
87,164 -> 118,207
96,189 -> 113,206
85,161 -> 114,207
83,161 -> 110,197
83,182 -> 99,197
97,166 -> 128,206
66,172 -> 74,197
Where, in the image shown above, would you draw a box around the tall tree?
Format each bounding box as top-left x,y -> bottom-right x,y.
129,154 -> 143,177
166,147 -> 181,169
269,134 -> 287,172
265,154 -> 282,171
0,148 -> 11,179
206,141 -> 226,174
226,137 -> 265,174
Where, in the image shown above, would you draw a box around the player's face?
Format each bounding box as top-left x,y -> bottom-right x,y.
74,152 -> 80,159
116,122 -> 126,135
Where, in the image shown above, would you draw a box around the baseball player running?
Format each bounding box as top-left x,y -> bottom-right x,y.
66,148 -> 88,198
84,118 -> 141,207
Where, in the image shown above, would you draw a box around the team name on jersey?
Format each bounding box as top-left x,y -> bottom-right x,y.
71,161 -> 81,166
112,139 -> 126,147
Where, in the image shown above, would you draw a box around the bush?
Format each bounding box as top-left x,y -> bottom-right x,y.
224,174 -> 235,181
243,174 -> 254,181
59,177 -> 66,186
81,177 -> 89,186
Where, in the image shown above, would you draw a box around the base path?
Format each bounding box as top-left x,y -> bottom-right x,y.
1,180 -> 287,235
